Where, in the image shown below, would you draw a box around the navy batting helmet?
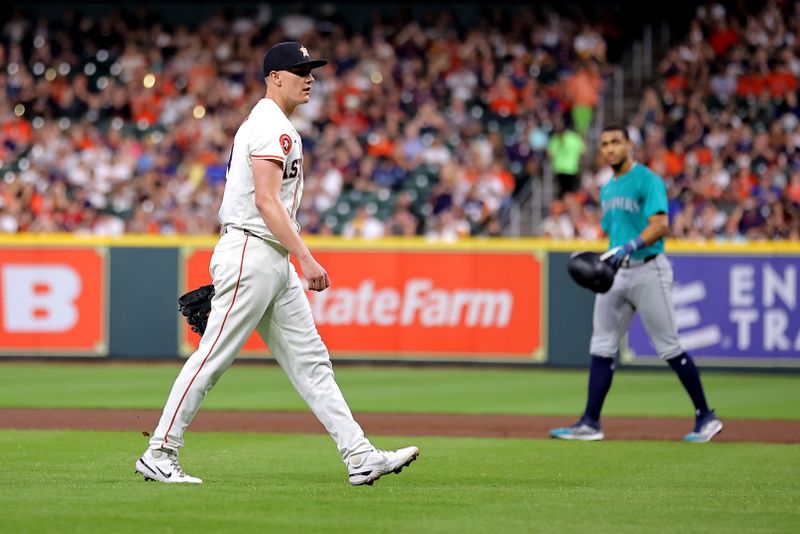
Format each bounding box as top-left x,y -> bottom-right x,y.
567,251 -> 617,293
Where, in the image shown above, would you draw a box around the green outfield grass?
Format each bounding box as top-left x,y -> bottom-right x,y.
0,362 -> 798,419
0,430 -> 797,533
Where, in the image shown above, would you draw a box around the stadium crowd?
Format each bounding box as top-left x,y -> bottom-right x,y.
0,4 -> 613,238
1,2 -> 798,241
544,0 -> 800,241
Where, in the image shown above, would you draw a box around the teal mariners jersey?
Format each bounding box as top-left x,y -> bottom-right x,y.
600,163 -> 667,259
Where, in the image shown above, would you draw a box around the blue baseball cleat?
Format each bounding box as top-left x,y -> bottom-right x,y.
684,409 -> 723,443
550,421 -> 604,441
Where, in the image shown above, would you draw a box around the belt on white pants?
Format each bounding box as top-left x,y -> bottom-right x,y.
222,225 -> 288,256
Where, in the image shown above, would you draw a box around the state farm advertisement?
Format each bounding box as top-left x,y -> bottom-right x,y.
182,248 -> 543,360
0,248 -> 107,355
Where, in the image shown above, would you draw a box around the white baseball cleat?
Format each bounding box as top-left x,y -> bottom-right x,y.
135,447 -> 203,484
347,446 -> 420,486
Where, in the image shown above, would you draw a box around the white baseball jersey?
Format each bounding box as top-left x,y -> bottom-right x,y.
218,98 -> 304,243
147,96 -> 374,467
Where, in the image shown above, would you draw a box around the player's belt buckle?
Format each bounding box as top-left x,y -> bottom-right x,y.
223,225 -> 254,238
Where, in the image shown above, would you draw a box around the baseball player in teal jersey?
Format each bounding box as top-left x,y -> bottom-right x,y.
550,125 -> 723,443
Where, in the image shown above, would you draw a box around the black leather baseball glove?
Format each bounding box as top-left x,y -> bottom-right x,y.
178,284 -> 215,336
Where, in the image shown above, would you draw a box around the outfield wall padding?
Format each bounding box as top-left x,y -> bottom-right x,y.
109,247 -> 180,359
0,236 -> 797,369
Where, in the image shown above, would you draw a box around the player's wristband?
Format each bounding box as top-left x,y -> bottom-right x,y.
624,236 -> 646,253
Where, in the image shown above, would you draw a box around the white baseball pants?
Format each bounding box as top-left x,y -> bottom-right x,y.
149,228 -> 372,461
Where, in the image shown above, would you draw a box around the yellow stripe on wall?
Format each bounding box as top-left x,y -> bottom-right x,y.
0,233 -> 798,254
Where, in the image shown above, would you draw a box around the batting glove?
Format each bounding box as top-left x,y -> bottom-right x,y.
600,237 -> 645,270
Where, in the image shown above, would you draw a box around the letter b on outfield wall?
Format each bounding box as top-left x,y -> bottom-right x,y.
2,265 -> 81,332
0,248 -> 106,355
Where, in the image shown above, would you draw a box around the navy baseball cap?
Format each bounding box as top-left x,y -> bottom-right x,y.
262,42 -> 327,77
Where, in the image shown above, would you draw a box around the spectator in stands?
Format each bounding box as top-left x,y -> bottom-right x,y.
425,206 -> 470,241
0,4 -> 622,238
6,2 -> 797,241
564,60 -> 604,135
574,24 -> 607,64
387,191 -> 421,236
541,199 -> 574,239
547,117 -> 586,199
341,206 -> 386,239
371,156 -> 406,190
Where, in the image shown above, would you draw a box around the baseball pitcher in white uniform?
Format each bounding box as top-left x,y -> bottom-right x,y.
135,42 -> 419,486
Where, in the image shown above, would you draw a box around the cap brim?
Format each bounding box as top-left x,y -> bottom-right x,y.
291,59 -> 328,69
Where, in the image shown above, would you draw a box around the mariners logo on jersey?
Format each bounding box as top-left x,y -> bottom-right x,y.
600,163 -> 667,258
280,134 -> 292,155
602,197 -> 641,214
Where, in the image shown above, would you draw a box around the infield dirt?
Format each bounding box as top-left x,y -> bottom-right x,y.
0,408 -> 797,443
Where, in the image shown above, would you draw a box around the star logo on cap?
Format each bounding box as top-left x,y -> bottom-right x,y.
299,46 -> 309,58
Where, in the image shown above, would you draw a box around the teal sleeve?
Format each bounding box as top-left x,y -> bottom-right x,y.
599,184 -> 609,232
641,173 -> 668,218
